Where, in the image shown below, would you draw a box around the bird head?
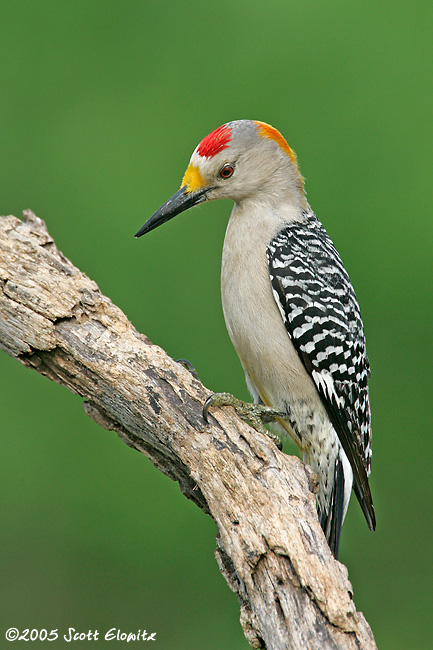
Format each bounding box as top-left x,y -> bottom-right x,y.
135,120 -> 306,237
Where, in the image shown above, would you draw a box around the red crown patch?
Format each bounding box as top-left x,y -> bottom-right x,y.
197,124 -> 232,158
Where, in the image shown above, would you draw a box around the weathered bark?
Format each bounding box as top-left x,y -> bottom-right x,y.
0,211 -> 377,650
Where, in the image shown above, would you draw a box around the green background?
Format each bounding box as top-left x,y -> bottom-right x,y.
1,2 -> 432,648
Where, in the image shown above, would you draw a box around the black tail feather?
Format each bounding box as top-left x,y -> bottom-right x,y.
319,457 -> 345,559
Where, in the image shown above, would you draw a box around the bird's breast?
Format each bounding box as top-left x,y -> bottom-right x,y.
221,204 -> 319,412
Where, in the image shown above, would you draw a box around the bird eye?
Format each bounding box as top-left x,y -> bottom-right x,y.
219,164 -> 234,179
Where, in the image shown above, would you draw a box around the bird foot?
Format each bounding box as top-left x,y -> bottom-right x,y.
203,392 -> 284,450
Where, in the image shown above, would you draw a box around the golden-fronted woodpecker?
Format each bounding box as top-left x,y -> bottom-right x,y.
135,120 -> 375,558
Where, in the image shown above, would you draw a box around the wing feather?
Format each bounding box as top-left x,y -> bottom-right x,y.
267,213 -> 375,530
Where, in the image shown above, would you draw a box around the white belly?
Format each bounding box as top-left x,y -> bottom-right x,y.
221,203 -> 321,424
220,201 -> 349,514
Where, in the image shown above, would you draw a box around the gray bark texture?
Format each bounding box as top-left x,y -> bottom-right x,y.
0,211 -> 377,650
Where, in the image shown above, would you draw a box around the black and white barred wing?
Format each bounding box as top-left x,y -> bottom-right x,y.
267,214 -> 375,530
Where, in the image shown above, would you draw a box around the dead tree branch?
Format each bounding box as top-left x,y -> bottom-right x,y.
0,211 -> 377,650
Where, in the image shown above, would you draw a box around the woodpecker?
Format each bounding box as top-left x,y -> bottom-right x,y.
135,120 -> 375,557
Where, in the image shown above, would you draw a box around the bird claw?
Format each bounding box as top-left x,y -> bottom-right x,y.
203,392 -> 284,450
176,358 -> 200,380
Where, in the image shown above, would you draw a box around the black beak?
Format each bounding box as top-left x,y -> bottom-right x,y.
135,186 -> 209,238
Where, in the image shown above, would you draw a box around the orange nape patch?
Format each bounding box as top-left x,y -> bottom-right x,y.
181,163 -> 205,193
255,121 -> 298,165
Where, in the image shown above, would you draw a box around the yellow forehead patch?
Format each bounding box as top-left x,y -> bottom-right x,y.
181,163 -> 205,193
255,121 -> 298,165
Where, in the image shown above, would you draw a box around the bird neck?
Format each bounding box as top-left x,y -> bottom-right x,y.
228,196 -> 310,251
235,185 -> 309,227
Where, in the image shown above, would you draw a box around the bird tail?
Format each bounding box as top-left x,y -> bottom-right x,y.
319,452 -> 353,559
